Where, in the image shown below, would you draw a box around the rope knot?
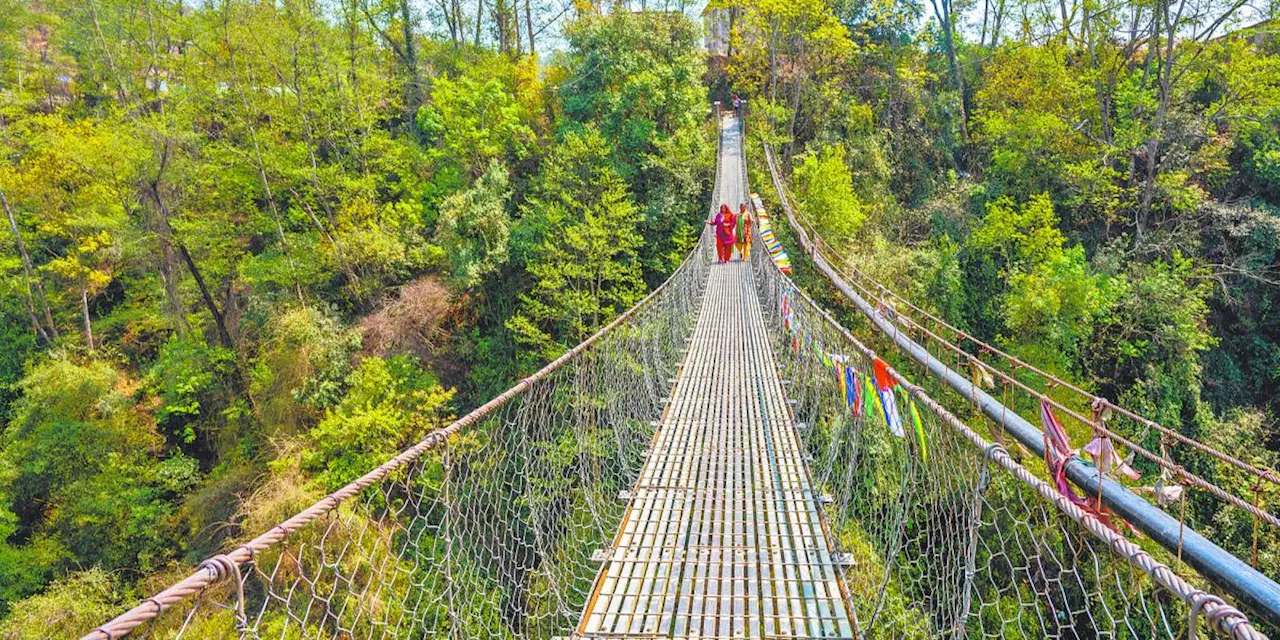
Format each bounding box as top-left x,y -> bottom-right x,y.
144,597 -> 166,615
982,442 -> 1007,462
1186,592 -> 1227,640
1199,596 -> 1249,638
198,554 -> 239,581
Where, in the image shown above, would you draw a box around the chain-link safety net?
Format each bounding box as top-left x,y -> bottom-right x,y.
86,235 -> 715,639
744,187 -> 1265,640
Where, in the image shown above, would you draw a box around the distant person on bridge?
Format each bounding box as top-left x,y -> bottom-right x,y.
710,204 -> 737,263
735,203 -> 753,260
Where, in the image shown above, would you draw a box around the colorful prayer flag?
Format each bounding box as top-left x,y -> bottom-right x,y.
909,398 -> 928,462
873,358 -> 904,438
863,374 -> 881,423
851,369 -> 864,417
1042,399 -> 1139,536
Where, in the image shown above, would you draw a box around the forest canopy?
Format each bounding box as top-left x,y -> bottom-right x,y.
0,0 -> 710,630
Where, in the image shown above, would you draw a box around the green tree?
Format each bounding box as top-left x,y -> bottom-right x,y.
507,128 -> 645,367
0,356 -> 191,611
560,10 -> 713,278
1086,253 -> 1214,404
969,194 -> 1100,371
793,143 -> 866,246
0,568 -> 122,636
305,355 -> 454,489
435,161 -> 512,290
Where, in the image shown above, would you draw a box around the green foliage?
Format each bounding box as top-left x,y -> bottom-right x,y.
418,71 -> 536,179
417,65 -> 536,214
968,194 -> 1100,369
1087,253 -> 1214,401
970,194 -> 1067,269
973,44 -> 1095,201
507,127 -> 645,366
560,10 -> 712,279
435,161 -> 512,290
0,296 -> 35,420
150,336 -> 237,444
255,306 -> 363,413
0,568 -> 121,638
0,0 -> 713,626
793,143 -> 866,246
0,355 -> 190,610
560,11 -> 708,183
305,355 -> 454,489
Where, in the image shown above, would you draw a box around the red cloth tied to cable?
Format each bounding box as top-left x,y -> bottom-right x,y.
1040,399 -> 1138,536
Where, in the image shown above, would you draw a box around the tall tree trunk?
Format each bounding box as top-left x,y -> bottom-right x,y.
19,292 -> 46,344
524,0 -> 535,54
292,189 -> 361,288
80,285 -> 95,351
87,0 -> 130,104
887,38 -> 899,131
768,23 -> 779,104
1138,0 -> 1176,243
727,6 -> 737,59
786,76 -> 801,161
2,186 -> 57,340
980,0 -> 990,47
991,0 -> 1005,46
475,0 -> 485,47
146,185 -> 236,351
141,140 -> 193,334
398,0 -> 421,111
356,0 -> 421,116
224,38 -> 306,305
931,0 -> 969,144
494,0 -> 506,54
346,0 -> 362,85
151,203 -> 191,335
456,0 -> 466,45
513,0 -> 522,55
437,0 -> 456,44
177,242 -> 235,351
1083,9 -> 1113,146
1058,0 -> 1073,41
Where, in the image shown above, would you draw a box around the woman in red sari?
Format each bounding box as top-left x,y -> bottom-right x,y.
709,204 -> 737,263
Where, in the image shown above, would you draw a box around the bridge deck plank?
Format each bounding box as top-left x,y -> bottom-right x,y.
574,116 -> 857,639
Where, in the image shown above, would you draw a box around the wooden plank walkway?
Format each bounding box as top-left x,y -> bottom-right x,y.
573,115 -> 858,639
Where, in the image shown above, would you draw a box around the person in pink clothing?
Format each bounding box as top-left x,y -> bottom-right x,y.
709,204 -> 737,262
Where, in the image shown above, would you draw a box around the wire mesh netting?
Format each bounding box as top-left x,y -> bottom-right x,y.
89,232 -> 712,639
747,233 -> 1265,638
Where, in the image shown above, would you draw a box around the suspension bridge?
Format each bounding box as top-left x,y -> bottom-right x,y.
85,113 -> 1279,639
